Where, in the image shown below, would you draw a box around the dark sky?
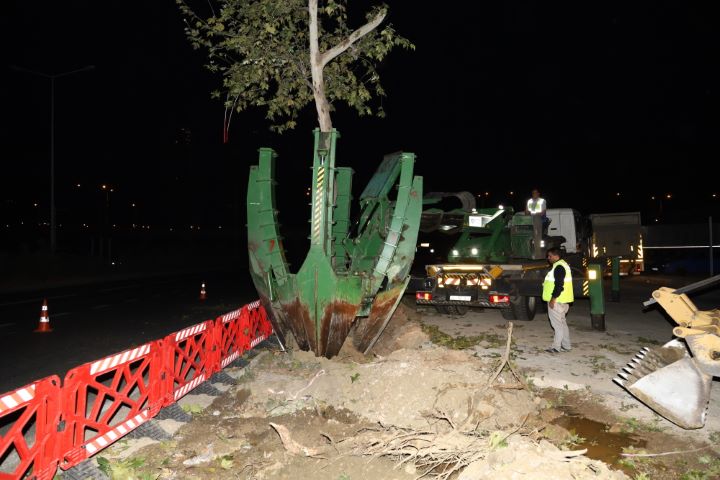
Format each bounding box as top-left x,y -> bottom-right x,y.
3,1 -> 720,230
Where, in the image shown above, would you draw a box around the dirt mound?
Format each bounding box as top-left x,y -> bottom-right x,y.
94,317 -> 629,479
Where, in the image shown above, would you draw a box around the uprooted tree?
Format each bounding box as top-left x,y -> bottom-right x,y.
177,0 -> 413,133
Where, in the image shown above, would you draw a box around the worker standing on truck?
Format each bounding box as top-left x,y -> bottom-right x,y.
525,188 -> 546,217
543,247 -> 574,353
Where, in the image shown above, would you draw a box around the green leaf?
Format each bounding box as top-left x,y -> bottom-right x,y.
181,403 -> 204,414
220,456 -> 234,469
350,373 -> 360,383
177,0 -> 413,132
488,431 -> 508,450
96,456 -> 111,475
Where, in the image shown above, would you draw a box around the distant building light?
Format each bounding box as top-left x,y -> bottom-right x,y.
76,183 -> 81,188
101,184 -> 107,190
666,194 -> 672,199
616,192 -> 621,196
218,225 -> 222,229
131,203 -> 136,207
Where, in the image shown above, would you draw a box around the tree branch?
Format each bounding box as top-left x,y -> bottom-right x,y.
320,10 -> 386,68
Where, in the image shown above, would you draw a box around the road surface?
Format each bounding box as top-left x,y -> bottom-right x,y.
0,270 -> 258,393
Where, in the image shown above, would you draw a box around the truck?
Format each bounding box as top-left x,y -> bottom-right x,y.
589,212 -> 644,276
413,194 -> 640,320
414,201 -> 589,319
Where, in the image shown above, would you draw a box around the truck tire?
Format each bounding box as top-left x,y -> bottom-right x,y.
500,308 -> 516,320
435,305 -> 469,316
510,295 -> 537,321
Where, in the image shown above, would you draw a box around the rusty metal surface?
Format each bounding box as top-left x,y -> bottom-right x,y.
281,298 -> 316,353
319,301 -> 360,358
353,283 -> 406,354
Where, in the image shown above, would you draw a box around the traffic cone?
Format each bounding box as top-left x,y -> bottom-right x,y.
35,299 -> 53,333
199,282 -> 207,301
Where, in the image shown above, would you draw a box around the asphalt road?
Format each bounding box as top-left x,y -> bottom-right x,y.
2,270 -> 719,395
0,270 -> 257,393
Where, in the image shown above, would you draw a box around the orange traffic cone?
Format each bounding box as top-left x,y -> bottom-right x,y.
199,282 -> 207,301
35,299 -> 53,333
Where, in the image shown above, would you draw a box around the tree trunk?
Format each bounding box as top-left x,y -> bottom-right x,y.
308,0 -> 333,132
308,0 -> 386,133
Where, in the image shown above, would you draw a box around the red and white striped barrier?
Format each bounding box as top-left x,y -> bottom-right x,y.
216,308 -> 244,370
59,340 -> 163,470
1,300 -> 274,480
89,344 -> 151,375
163,320 -> 215,405
84,411 -> 151,455
0,385 -> 35,414
0,376 -> 61,480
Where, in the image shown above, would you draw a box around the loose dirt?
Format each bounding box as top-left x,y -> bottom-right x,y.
91,299 -> 719,480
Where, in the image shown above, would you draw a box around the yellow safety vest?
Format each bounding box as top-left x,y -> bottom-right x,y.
527,198 -> 546,214
542,259 -> 574,303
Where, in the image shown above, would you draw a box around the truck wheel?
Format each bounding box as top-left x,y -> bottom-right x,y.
510,295 -> 537,321
446,305 -> 469,316
500,308 -> 516,320
435,305 -> 469,316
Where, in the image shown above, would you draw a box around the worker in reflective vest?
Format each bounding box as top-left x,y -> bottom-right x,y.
542,247 -> 574,353
525,188 -> 546,217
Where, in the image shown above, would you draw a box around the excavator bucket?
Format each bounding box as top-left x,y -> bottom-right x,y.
613,339 -> 712,429
247,129 -> 422,358
613,280 -> 720,429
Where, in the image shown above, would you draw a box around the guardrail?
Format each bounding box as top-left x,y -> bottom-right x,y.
0,301 -> 273,480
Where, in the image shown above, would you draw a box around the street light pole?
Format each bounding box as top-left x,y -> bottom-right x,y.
50,75 -> 55,254
11,64 -> 94,254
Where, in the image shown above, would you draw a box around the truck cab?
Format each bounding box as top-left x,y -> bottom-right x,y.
546,208 -> 590,257
415,207 -> 590,320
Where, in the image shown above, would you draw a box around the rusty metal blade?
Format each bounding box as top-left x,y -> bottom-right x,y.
320,301 -> 360,358
353,279 -> 409,354
279,298 -> 316,353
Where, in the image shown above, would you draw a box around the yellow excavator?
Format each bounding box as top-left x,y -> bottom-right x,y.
614,275 -> 720,429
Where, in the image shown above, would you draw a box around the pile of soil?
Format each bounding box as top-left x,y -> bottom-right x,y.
95,305 -> 628,479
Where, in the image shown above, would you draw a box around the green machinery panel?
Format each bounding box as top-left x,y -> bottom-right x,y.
247,130 -> 422,358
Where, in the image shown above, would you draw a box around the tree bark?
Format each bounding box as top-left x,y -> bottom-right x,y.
308,0 -> 386,132
308,0 -> 332,132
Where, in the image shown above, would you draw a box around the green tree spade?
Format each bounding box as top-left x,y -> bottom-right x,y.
178,0 -> 412,133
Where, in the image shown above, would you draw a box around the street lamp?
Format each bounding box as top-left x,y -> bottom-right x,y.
11,64 -> 95,254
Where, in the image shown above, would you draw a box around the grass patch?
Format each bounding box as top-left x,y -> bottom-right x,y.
598,343 -> 635,355
421,323 -> 502,349
585,354 -> 615,374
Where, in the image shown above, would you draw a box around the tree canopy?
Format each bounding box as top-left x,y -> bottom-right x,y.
178,0 -> 413,133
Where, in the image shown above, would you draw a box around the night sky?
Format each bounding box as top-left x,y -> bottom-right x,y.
3,1 -> 720,236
